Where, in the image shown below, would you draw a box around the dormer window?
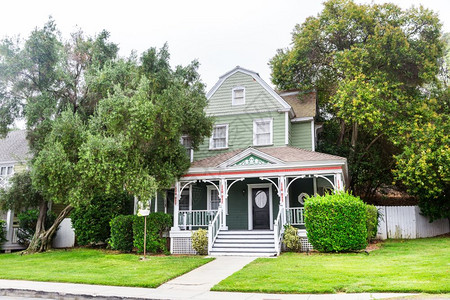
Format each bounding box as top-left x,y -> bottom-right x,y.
232,87 -> 245,106
209,124 -> 228,150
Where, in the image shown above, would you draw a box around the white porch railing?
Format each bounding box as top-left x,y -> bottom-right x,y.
208,206 -> 223,253
286,207 -> 305,225
11,226 -> 19,244
178,210 -> 217,229
273,206 -> 285,255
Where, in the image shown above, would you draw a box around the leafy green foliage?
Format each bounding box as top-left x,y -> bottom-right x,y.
0,219 -> 6,245
282,225 -> 301,252
17,209 -> 56,246
392,89 -> 449,221
71,192 -> 133,246
270,0 -> 447,216
109,215 -> 136,252
132,212 -> 172,254
366,205 -> 379,242
304,192 -> 368,252
191,229 -> 208,255
0,171 -> 42,212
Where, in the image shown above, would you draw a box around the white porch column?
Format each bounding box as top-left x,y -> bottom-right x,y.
5,209 -> 14,243
335,173 -> 344,191
278,176 -> 287,224
220,178 -> 228,230
172,181 -> 180,230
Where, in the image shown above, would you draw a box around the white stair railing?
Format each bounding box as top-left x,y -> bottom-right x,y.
273,205 -> 285,255
208,205 -> 223,254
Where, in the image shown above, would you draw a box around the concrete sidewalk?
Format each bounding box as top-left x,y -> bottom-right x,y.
0,256 -> 418,299
0,279 -> 417,300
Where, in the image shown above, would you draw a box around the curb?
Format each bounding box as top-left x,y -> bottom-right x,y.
0,288 -> 165,300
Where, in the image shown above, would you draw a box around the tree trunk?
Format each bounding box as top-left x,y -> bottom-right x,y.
25,204 -> 73,253
337,119 -> 346,146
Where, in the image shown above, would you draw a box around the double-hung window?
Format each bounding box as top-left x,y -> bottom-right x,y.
207,186 -> 221,211
232,87 -> 245,106
210,124 -> 228,150
0,165 -> 14,189
180,135 -> 193,162
253,118 -> 273,146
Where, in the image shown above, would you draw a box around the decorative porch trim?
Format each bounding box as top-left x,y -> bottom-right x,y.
183,166 -> 342,179
217,147 -> 284,168
247,183 -> 273,231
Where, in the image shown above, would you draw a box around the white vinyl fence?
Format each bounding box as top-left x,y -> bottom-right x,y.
376,206 -> 449,239
52,218 -> 75,248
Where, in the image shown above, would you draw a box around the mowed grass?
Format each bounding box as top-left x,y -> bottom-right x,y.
0,248 -> 213,288
213,237 -> 450,294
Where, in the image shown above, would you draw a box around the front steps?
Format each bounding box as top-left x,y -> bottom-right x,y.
210,230 -> 277,257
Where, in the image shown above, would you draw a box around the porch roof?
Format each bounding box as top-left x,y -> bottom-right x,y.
191,146 -> 345,169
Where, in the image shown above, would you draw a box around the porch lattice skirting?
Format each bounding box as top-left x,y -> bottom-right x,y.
172,237 -> 197,255
171,229 -> 314,255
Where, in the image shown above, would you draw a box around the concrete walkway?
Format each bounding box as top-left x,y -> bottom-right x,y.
157,256 -> 256,292
0,256 -> 418,299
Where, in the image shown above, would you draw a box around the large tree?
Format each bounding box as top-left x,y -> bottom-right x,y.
0,20 -> 116,251
270,0 -> 448,219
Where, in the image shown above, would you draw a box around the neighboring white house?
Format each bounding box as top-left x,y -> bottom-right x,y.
0,130 -> 30,252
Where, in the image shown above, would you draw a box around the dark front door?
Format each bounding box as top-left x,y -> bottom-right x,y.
252,188 -> 270,229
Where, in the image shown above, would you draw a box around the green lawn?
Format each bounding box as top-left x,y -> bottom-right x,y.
213,237 -> 450,294
0,249 -> 213,288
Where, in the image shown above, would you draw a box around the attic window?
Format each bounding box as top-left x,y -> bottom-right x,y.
232,87 -> 245,106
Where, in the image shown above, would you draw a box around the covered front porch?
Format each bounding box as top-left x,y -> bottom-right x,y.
169,146 -> 347,255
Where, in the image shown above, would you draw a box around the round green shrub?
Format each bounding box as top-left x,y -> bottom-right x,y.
366,204 -> 379,242
71,192 -> 133,246
191,229 -> 208,255
304,191 -> 368,252
0,219 -> 6,245
109,214 -> 136,252
283,225 -> 301,251
132,212 -> 172,254
17,209 -> 56,246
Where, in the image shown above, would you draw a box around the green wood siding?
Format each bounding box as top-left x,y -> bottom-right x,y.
13,163 -> 26,174
194,111 -> 286,160
207,71 -> 285,116
290,122 -> 312,150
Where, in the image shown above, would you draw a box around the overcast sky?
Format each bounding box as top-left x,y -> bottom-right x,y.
1,0 -> 449,91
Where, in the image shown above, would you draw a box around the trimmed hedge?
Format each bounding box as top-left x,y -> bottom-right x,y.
304,192 -> 368,252
109,215 -> 136,252
132,212 -> 172,254
366,204 -> 379,242
0,219 -> 6,245
71,192 -> 133,246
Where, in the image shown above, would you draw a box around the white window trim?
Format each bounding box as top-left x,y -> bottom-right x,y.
231,86 -> 245,106
209,124 -> 229,150
253,118 -> 273,146
206,185 -> 221,211
180,135 -> 194,162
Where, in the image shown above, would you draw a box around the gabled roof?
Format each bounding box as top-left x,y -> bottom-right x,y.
0,130 -> 30,163
191,146 -> 345,169
206,66 -> 292,111
277,90 -> 317,118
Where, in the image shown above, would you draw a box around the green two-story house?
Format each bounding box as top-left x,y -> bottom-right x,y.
167,66 -> 348,256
